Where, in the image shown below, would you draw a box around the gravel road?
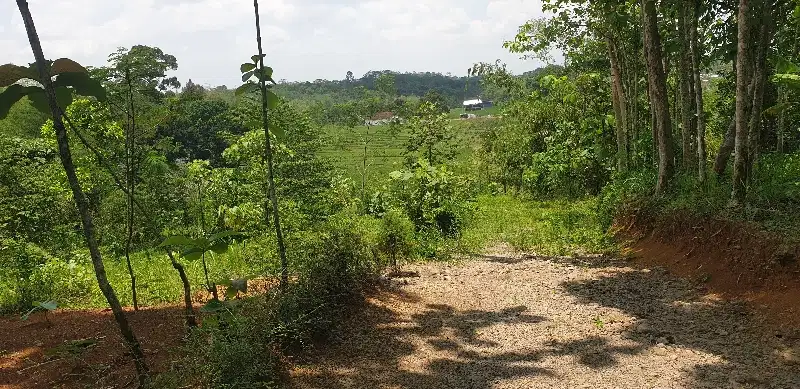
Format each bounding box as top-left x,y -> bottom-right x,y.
290,248 -> 800,389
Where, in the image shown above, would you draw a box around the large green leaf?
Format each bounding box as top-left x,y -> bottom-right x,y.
773,74 -> 800,91
771,55 -> 800,74
0,84 -> 27,119
764,102 -> 795,116
54,72 -> 107,102
200,299 -> 226,313
55,86 -> 73,110
37,300 -> 58,311
0,64 -> 37,87
26,88 -> 51,115
254,67 -> 274,84
51,58 -> 87,75
159,235 -> 197,248
241,70 -> 255,82
209,241 -> 229,254
181,247 -> 204,261
235,82 -> 259,96
251,54 -> 266,63
266,89 -> 279,110
241,63 -> 256,73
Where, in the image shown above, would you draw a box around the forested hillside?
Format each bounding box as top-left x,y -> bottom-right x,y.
1,0 -> 799,388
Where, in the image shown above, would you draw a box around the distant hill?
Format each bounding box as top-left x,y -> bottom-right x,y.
273,70 -> 484,107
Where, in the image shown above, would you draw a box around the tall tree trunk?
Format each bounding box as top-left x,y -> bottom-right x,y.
714,120 -> 737,176
608,36 -> 629,174
124,69 -> 138,311
254,0 -> 289,291
731,0 -> 754,205
777,86 -> 786,153
642,0 -> 675,194
690,0 -> 708,182
678,3 -> 696,170
746,4 -> 772,184
15,0 -> 149,385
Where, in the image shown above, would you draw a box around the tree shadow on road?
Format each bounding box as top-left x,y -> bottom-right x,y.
291,285 -> 652,389
561,268 -> 800,388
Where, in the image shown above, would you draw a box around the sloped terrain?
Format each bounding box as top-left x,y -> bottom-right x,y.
290,248 -> 800,389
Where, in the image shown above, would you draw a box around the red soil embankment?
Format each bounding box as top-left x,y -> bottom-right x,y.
618,213 -> 800,330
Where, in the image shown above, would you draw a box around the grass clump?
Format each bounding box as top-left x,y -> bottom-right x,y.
461,195 -> 615,256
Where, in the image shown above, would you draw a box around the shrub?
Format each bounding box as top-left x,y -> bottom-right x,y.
388,159 -> 473,237
167,211 -> 382,388
378,208 -> 415,269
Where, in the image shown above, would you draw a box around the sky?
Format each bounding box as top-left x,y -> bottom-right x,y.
1,0 -> 552,87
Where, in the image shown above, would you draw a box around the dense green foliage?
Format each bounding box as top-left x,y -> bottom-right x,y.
3,0 -> 800,386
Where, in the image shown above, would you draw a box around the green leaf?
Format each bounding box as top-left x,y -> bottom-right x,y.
26,88 -> 51,115
0,84 -> 27,119
194,237 -> 211,249
235,82 -> 259,96
159,235 -> 196,248
54,72 -> 107,102
771,55 -> 800,74
200,299 -> 226,313
251,54 -> 266,63
225,286 -> 239,300
241,70 -> 255,82
51,58 -> 87,75
0,64 -> 37,87
773,74 -> 800,90
266,89 -> 279,110
209,241 -> 229,254
764,102 -> 795,116
38,300 -> 58,311
55,86 -> 73,110
181,248 -> 204,261
240,63 -> 256,73
254,67 -> 274,84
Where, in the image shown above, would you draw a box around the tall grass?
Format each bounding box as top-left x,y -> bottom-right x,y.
461,195 -> 615,256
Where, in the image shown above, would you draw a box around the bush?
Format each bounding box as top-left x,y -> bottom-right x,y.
378,208 -> 415,268
165,211 -> 382,388
388,159 -> 473,237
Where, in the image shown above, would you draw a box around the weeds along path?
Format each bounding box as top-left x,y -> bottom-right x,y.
290,247 -> 800,389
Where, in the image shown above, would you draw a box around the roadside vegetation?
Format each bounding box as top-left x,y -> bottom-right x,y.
1,0 -> 798,387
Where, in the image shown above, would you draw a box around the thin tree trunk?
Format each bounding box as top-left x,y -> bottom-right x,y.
679,3 -> 696,170
731,0 -> 756,205
62,114 -> 196,329
254,0 -> 289,291
150,250 -> 197,328
746,4 -> 771,184
777,86 -> 786,153
608,36 -> 629,173
124,69 -> 138,311
714,120 -> 737,176
690,0 -> 708,182
642,0 -> 675,194
15,0 -> 149,385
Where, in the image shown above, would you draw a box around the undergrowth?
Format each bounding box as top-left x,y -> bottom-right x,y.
461,195 -> 615,256
599,153 -> 800,241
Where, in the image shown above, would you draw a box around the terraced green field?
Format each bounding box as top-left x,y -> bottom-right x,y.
319,118 -> 499,184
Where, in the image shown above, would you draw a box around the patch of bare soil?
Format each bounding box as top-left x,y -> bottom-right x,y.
0,306 -> 190,389
620,214 -> 800,330
290,247 -> 800,389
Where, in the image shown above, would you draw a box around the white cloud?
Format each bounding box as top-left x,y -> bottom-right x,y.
1,0 -> 550,86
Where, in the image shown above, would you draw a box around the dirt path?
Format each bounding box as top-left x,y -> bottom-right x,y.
290,248 -> 800,389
